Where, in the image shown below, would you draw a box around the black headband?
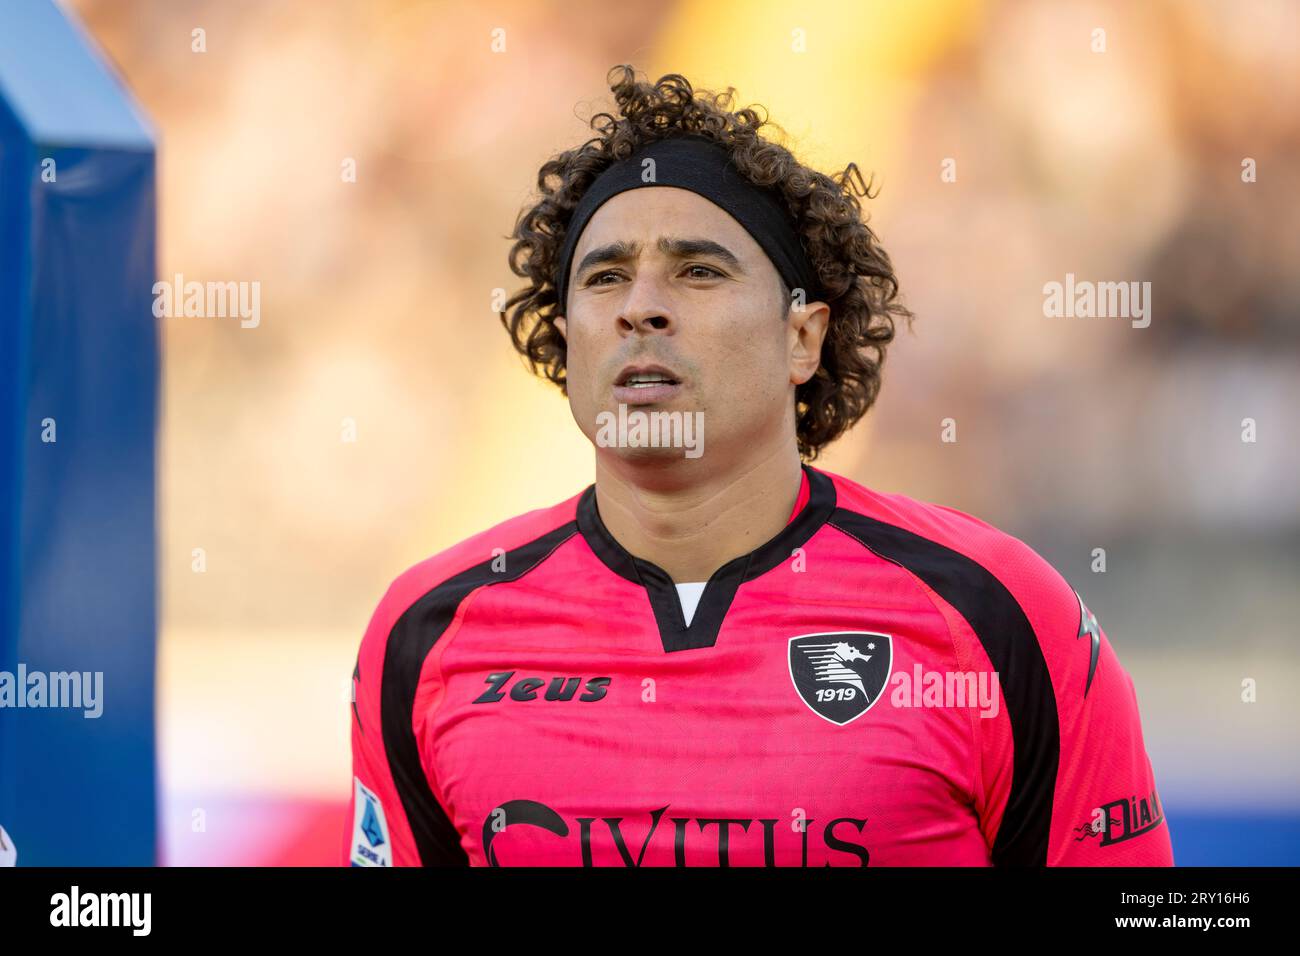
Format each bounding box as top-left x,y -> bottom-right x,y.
553,134 -> 821,312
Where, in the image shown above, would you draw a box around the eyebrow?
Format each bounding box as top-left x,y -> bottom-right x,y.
574,236 -> 745,280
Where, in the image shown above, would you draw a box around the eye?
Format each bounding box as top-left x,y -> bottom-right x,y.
585,269 -> 624,286
683,264 -> 724,279
584,264 -> 723,286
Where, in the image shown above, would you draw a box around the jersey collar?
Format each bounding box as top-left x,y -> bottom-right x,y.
575,464 -> 837,652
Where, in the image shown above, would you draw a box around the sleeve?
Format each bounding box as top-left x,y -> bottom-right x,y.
1043,591 -> 1173,865
978,537 -> 1173,866
342,578 -> 467,867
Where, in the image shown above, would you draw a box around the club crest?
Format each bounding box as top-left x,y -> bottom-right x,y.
788,632 -> 893,725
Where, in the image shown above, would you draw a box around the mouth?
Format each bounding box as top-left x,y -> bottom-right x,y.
612,364 -> 683,405
615,364 -> 681,388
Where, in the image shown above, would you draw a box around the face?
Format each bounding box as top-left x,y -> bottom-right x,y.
553,186 -> 829,469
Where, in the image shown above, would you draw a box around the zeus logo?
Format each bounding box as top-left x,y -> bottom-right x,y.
472,671 -> 611,703
351,657 -> 362,734
1075,590 -> 1101,697
481,800 -> 871,867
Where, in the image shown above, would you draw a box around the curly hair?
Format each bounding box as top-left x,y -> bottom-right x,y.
500,65 -> 913,460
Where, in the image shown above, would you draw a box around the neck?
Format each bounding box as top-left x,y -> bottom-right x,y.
592,438 -> 805,584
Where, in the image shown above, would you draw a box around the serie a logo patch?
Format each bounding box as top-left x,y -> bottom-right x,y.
350,777 -> 392,867
788,632 -> 893,725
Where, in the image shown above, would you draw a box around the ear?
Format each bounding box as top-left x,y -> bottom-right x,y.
553,315 -> 567,340
787,299 -> 831,386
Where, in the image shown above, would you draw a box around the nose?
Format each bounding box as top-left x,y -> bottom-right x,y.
620,312 -> 671,334
617,274 -> 675,336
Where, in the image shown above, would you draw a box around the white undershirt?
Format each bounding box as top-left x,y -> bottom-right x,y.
675,581 -> 708,627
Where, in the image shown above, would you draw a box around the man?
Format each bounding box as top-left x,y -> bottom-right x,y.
344,66 -> 1172,867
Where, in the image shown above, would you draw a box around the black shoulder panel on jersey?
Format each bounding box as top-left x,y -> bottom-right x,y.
827,509 -> 1059,867
380,521 -> 578,865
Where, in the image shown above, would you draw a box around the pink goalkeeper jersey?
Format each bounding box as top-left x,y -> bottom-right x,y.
345,465 -> 1172,867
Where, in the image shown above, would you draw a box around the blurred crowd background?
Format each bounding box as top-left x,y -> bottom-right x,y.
66,0 -> 1298,864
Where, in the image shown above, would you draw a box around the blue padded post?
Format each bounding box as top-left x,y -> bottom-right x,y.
0,0 -> 158,865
